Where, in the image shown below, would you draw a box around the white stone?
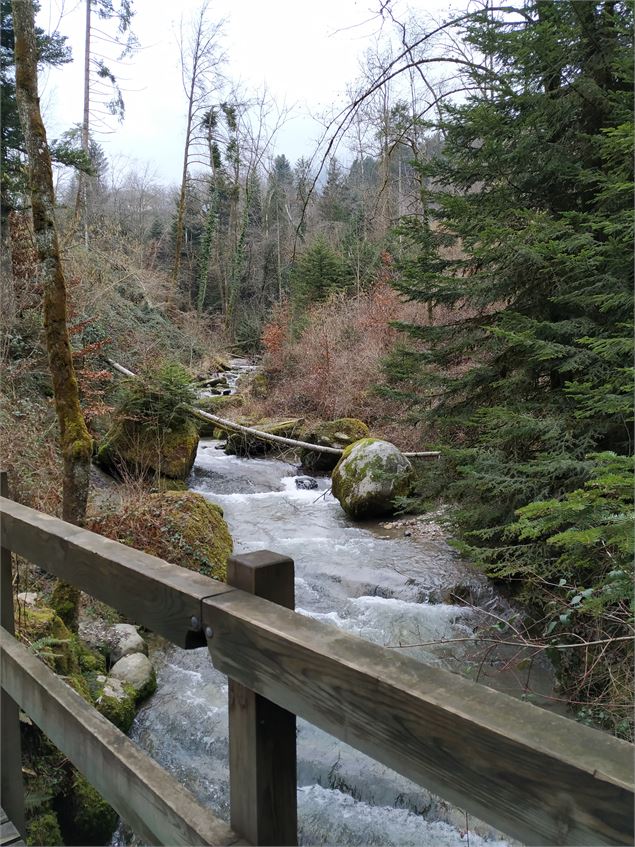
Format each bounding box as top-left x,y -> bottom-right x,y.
109,623 -> 148,663
109,653 -> 155,698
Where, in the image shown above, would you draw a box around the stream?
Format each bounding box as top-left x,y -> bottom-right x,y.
119,365 -> 556,846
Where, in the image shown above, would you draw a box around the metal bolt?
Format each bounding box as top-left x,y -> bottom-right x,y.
205,626 -> 214,639
190,616 -> 200,630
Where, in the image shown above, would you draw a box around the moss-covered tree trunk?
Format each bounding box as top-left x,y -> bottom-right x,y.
12,0 -> 92,630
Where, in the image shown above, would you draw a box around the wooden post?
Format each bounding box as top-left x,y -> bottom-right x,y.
222,551 -> 297,846
0,472 -> 25,838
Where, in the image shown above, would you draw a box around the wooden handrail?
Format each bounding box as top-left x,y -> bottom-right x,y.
1,496 -> 633,846
0,496 -> 230,648
202,589 -> 634,847
0,627 -> 243,847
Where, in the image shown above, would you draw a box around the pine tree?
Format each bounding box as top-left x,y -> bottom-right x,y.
388,0 -> 633,732
290,237 -> 345,307
1,0 -> 71,218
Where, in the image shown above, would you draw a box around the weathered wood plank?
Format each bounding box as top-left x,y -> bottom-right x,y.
0,497 -> 233,648
0,819 -> 23,846
224,552 -> 297,846
203,590 -> 634,847
0,627 -> 245,847
0,475 -> 25,840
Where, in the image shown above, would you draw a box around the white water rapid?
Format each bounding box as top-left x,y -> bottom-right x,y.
111,434 -> 557,846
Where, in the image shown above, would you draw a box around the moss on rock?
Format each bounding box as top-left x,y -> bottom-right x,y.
90,490 -> 232,581
91,674 -> 137,732
17,605 -> 78,675
27,811 -> 64,846
332,438 -> 414,520
300,418 -> 370,473
96,417 -> 199,480
225,418 -> 303,457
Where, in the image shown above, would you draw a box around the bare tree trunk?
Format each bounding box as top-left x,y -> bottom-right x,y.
12,0 -> 93,631
173,69 -> 196,287
80,0 -> 91,248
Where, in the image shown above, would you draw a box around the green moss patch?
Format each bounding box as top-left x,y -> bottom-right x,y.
60,773 -> 118,846
96,417 -> 199,480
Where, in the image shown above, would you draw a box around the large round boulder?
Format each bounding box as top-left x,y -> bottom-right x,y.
96,418 -> 199,480
331,438 -> 414,520
89,490 -> 233,581
300,418 -> 370,473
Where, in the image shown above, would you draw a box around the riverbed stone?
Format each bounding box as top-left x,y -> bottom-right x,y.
300,418 -> 370,473
109,623 -> 148,664
295,476 -> 319,490
94,675 -> 137,731
109,653 -> 157,702
332,438 -> 414,520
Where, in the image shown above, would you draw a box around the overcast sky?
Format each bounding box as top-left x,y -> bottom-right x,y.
36,0 -> 449,186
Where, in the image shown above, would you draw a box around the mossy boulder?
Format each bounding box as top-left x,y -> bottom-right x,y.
90,490 -> 232,581
332,438 -> 414,520
92,674 -> 137,732
109,653 -> 157,702
17,605 -> 78,675
61,772 -> 118,846
300,418 -> 370,473
96,418 -> 199,480
225,418 -> 303,457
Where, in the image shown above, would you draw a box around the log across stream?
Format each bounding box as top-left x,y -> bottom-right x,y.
114,421 -> 558,847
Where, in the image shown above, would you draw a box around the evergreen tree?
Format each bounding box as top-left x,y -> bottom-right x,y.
290,236 -> 345,307
319,156 -> 351,223
1,0 -> 71,217
394,0 -> 633,525
388,0 -> 633,721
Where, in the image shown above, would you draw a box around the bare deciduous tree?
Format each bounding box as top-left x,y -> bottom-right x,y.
12,0 -> 93,630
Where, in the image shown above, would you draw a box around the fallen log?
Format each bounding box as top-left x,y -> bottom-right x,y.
105,359 -> 440,460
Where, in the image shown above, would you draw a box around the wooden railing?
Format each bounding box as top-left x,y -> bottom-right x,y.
0,485 -> 633,847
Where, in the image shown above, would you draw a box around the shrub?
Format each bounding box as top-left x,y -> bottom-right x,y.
114,362 -> 196,429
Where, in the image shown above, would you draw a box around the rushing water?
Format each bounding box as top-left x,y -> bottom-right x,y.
121,371 -> 552,845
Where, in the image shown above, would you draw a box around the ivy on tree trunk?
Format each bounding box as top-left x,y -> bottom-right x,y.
12,0 -> 93,630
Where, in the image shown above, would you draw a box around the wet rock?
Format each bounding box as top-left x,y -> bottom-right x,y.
109,653 -> 157,701
332,438 -> 414,521
295,476 -> 319,490
94,675 -> 136,731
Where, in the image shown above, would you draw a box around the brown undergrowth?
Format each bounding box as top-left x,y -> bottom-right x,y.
255,281 -> 474,450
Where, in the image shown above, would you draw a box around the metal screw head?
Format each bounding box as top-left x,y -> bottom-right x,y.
204,626 -> 214,639
190,616 -> 200,630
